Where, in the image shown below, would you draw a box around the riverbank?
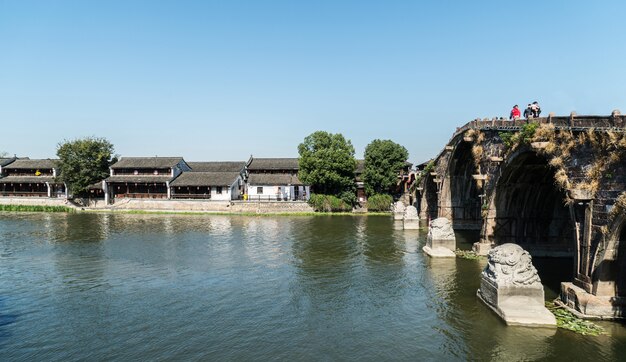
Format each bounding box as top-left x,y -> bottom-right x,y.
0,197 -> 391,216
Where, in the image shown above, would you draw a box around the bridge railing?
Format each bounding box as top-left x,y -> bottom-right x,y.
452,114 -> 626,141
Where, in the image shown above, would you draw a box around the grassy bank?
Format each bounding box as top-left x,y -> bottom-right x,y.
0,204 -> 76,213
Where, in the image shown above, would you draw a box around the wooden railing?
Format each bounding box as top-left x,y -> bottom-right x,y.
240,194 -> 308,202
171,194 -> 212,199
451,114 -> 626,142
114,193 -> 167,199
1,192 -> 49,197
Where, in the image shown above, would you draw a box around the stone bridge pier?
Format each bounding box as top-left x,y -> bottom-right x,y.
418,112 -> 626,319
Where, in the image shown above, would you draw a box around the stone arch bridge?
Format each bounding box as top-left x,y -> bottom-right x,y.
417,111 -> 626,319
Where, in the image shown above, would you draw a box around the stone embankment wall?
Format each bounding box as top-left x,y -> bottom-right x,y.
0,197 -> 314,213
106,198 -> 314,213
0,197 -> 69,207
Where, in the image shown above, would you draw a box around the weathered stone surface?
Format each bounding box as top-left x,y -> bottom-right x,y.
392,202 -> 406,220
472,241 -> 493,256
423,217 -> 456,257
428,217 -> 455,241
560,282 -> 626,319
477,243 -> 556,327
403,220 -> 420,230
403,206 -> 419,229
0,197 -> 315,213
420,115 -> 626,305
423,245 -> 456,257
568,189 -> 594,201
0,197 -> 69,207
404,205 -> 418,219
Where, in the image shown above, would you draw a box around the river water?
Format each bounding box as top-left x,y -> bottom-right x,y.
1,213 -> 625,361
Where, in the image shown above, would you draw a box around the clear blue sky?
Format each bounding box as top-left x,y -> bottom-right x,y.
1,1 -> 625,163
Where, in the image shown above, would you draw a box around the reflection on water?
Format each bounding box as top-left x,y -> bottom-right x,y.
0,213 -> 625,360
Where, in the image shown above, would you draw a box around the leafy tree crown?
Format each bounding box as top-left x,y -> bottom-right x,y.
56,137 -> 115,196
298,131 -> 357,197
363,139 -> 409,196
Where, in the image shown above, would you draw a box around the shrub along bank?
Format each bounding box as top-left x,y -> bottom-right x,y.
308,194 -> 353,212
365,194 -> 393,212
0,204 -> 75,213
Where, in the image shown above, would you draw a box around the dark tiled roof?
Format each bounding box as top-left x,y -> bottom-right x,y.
415,159 -> 434,169
187,161 -> 244,172
355,159 -> 365,173
0,176 -> 56,183
170,172 -> 240,187
105,175 -> 173,183
247,158 -> 299,171
111,157 -> 184,169
0,158 -> 16,167
5,159 -> 57,170
247,173 -> 304,186
88,181 -> 104,190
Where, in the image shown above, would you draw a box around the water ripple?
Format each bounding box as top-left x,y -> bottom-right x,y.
0,213 -> 625,361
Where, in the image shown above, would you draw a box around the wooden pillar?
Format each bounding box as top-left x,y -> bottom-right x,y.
103,181 -> 109,204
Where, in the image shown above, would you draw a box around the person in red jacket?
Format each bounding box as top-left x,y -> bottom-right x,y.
510,105 -> 521,120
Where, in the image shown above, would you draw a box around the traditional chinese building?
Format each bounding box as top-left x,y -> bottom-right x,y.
0,156 -> 18,175
170,171 -> 243,201
187,161 -> 245,173
167,161 -> 246,200
355,160 -> 366,204
245,157 -> 310,201
0,158 -> 66,198
354,159 -> 414,205
104,157 -> 190,204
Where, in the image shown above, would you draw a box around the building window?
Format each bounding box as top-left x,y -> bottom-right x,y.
257,186 -> 263,194
216,186 -> 222,194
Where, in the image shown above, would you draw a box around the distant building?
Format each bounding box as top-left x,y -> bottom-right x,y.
354,160 -> 414,204
104,157 -> 190,204
167,161 -> 246,201
245,157 -> 310,201
170,171 -> 243,201
0,157 -> 17,175
398,161 -> 415,194
355,160 -> 366,204
0,158 -> 66,198
187,161 -> 245,173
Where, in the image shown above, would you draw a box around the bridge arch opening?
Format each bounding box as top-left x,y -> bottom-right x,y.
446,142 -> 481,230
424,174 -> 439,221
616,223 -> 626,297
491,151 -> 575,290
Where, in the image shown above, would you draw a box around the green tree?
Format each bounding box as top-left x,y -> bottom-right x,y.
298,131 -> 357,200
363,139 -> 409,196
56,137 -> 115,196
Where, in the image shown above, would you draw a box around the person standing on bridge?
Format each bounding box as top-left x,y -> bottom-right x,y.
523,104 -> 532,118
531,101 -> 541,118
510,105 -> 521,120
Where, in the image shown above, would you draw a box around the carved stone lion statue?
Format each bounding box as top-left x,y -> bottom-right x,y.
403,205 -> 418,220
482,243 -> 541,287
392,202 -> 406,214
